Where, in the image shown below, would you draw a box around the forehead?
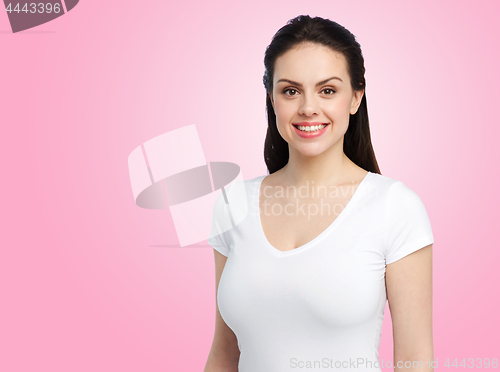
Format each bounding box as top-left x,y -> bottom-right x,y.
273,43 -> 348,83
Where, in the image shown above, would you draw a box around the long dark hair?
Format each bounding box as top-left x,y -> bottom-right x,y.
262,15 -> 381,175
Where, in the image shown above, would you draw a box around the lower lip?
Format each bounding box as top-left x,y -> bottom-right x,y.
293,124 -> 330,138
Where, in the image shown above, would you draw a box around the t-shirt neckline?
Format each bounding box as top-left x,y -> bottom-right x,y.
254,171 -> 373,257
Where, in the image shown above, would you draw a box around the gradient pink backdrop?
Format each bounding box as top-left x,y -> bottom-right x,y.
2,0 -> 499,371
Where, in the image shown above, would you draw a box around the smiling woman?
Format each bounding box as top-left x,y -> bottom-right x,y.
205,15 -> 435,372
270,44 -> 362,147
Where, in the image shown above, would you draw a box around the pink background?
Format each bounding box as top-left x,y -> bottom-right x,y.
2,0 -> 499,371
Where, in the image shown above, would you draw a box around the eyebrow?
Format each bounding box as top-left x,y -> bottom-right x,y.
276,76 -> 343,86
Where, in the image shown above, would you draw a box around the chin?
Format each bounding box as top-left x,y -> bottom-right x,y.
294,145 -> 329,158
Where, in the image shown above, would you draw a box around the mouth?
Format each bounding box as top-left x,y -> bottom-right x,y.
292,123 -> 330,133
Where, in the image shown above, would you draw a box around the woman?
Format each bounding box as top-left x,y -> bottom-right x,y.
205,15 -> 434,372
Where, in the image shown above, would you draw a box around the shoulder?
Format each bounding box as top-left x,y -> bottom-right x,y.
362,172 -> 399,200
379,174 -> 432,231
381,174 -> 434,264
362,173 -> 430,220
366,172 -> 399,189
245,174 -> 268,194
216,174 -> 266,215
219,174 -> 263,195
211,175 -> 263,235
366,172 -> 421,199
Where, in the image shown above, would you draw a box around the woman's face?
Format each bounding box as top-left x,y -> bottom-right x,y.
270,42 -> 364,158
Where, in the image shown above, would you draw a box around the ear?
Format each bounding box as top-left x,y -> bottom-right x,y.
350,89 -> 364,115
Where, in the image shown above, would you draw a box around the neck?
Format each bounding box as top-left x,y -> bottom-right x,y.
281,140 -> 354,187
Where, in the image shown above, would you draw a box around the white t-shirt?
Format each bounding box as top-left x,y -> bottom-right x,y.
208,171 -> 434,372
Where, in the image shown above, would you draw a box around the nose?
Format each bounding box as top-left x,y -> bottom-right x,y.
298,92 -> 320,117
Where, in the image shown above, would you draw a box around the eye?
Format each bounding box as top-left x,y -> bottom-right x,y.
283,88 -> 298,96
322,88 -> 336,95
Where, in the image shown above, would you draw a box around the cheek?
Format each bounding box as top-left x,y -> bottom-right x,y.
340,95 -> 355,112
274,100 -> 290,117
274,103 -> 294,129
324,97 -> 352,118
273,104 -> 292,140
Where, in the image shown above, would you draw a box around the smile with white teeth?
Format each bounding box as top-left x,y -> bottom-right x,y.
295,124 -> 328,132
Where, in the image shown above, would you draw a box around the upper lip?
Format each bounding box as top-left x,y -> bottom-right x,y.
293,122 -> 329,127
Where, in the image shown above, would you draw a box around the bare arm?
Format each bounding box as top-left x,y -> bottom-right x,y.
204,249 -> 240,372
386,244 -> 434,372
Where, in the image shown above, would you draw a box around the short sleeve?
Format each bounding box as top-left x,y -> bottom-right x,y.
207,192 -> 231,257
384,181 -> 434,265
